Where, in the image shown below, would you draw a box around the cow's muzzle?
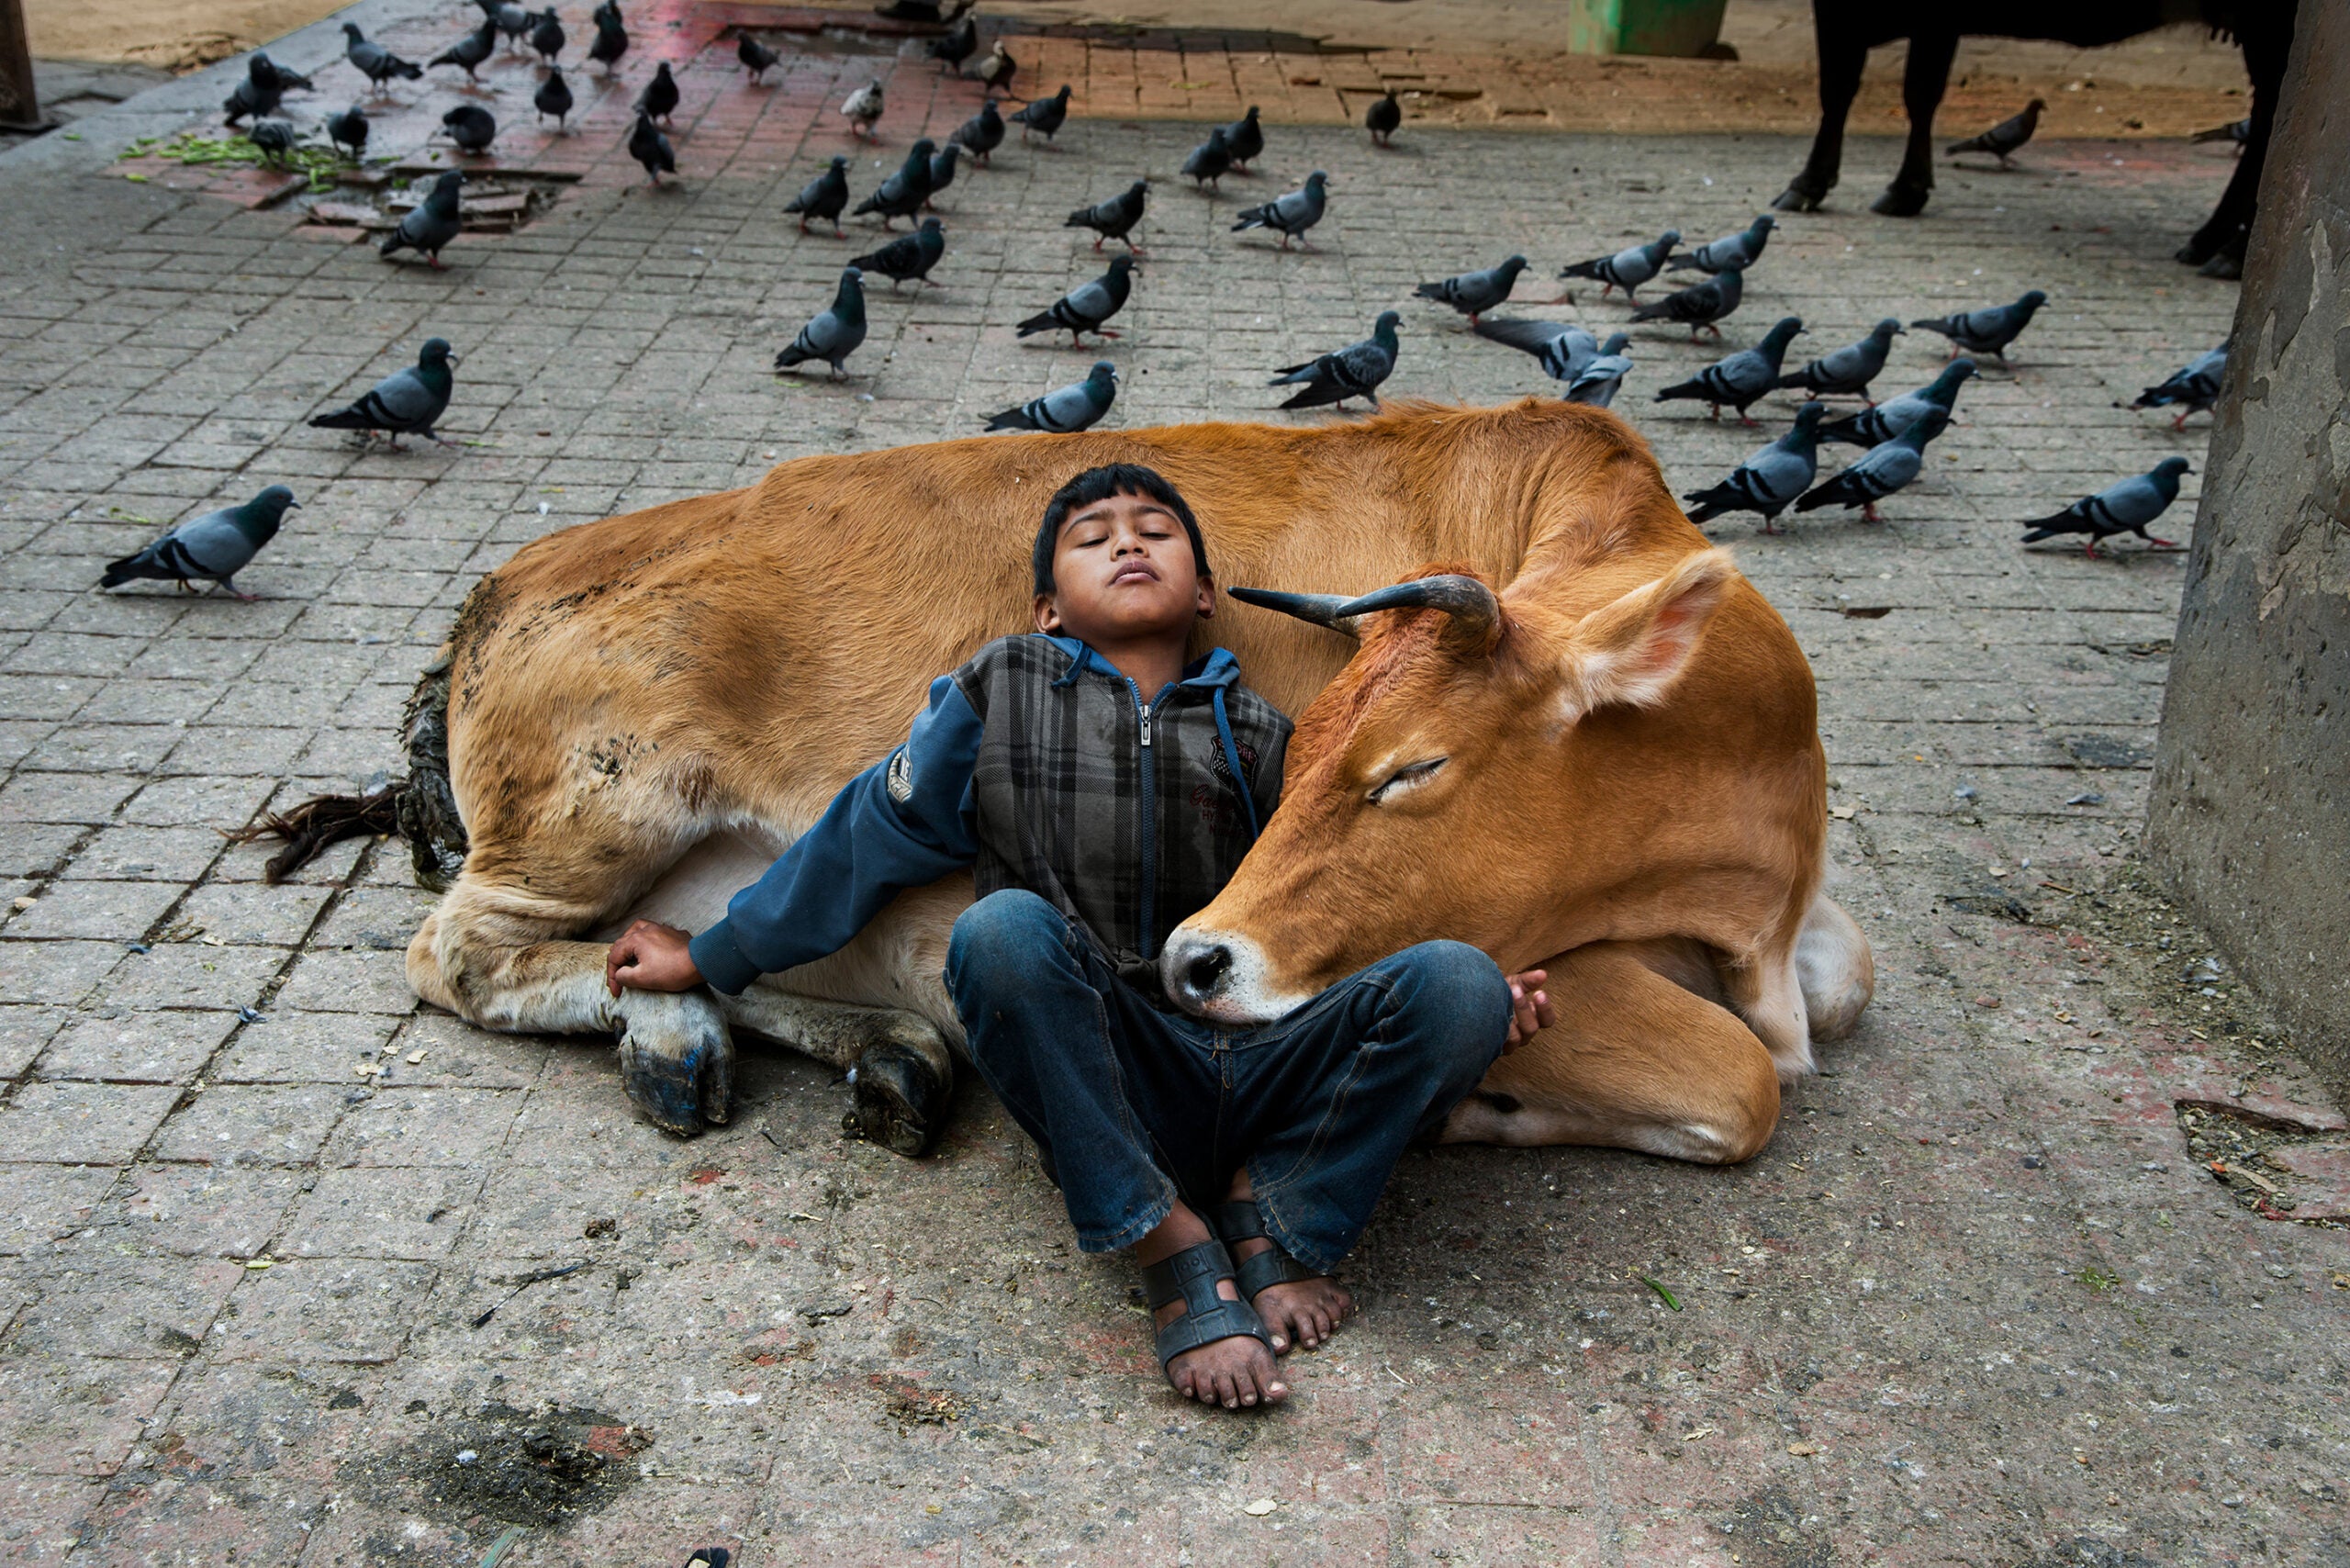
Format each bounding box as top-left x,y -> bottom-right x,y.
1158,926 -> 1313,1025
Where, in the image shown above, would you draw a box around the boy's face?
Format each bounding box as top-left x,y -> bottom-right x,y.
1035,490 -> 1213,644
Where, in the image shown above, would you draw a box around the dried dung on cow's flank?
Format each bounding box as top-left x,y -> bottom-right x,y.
364,1401 -> 651,1529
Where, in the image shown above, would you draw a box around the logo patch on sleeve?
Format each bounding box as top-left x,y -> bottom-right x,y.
886,747 -> 915,804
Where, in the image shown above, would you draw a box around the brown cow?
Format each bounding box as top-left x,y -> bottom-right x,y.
350,398 -> 1867,1159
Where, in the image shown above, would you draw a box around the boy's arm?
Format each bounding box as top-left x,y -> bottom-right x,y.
682,674 -> 982,996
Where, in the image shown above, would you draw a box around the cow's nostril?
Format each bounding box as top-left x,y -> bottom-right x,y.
1185,946 -> 1233,997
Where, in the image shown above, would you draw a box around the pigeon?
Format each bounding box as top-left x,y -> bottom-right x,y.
99,487 -> 298,601
1066,179 -> 1147,253
1011,84 -> 1070,143
1565,333 -> 1633,408
250,52 -> 313,94
1682,402 -> 1827,532
1629,267 -> 1743,337
591,0 -> 620,27
954,97 -> 1004,163
342,24 -> 422,88
1793,412 -> 1947,523
1776,319 -> 1903,402
247,119 -> 298,168
1224,105 -> 1263,168
1365,88 -> 1401,147
1472,318 -> 1597,385
441,105 -> 497,155
850,216 -> 946,288
429,20 -> 498,82
628,110 -> 676,185
531,10 -> 565,63
841,80 -> 883,139
924,141 -> 961,207
588,12 -> 628,73
221,68 -> 282,126
1181,128 -> 1232,190
775,267 -> 868,377
1820,359 -> 1976,447
1559,230 -> 1679,302
2190,118 -> 2250,148
786,155 -> 851,234
2132,345 -> 2227,431
1270,311 -> 1400,411
853,138 -> 936,226
1413,255 -> 1528,325
379,171 -> 464,266
1948,99 -> 2045,167
326,105 -> 368,159
534,67 -> 574,129
875,0 -> 969,19
1664,215 -> 1776,274
1016,255 -> 1135,346
975,41 -> 1015,95
1911,291 -> 2046,361
308,338 -> 460,448
491,2 -> 535,48
927,14 -> 976,73
983,360 -> 1118,433
2020,459 -> 2191,556
1652,315 -> 1803,423
738,30 -> 779,81
1232,170 -> 1326,251
637,61 -> 679,124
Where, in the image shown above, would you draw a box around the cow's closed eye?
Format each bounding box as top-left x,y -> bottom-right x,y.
1367,757 -> 1446,804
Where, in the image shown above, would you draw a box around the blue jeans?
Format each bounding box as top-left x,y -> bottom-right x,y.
947,889 -> 1511,1274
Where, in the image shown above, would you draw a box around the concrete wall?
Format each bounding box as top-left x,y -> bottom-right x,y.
2147,2 -> 2349,1081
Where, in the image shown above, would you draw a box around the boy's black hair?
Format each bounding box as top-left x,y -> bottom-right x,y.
1032,464 -> 1211,597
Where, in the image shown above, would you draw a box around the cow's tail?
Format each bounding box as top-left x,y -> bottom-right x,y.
229,654 -> 469,890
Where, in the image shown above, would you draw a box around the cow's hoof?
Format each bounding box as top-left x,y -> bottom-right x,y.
1870,183 -> 1930,218
616,991 -> 734,1137
842,1038 -> 947,1158
2197,251 -> 2244,281
1772,185 -> 1823,214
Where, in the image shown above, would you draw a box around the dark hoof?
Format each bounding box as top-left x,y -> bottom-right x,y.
1869,184 -> 1930,218
1772,185 -> 1823,214
2197,251 -> 2244,281
843,1039 -> 948,1158
617,999 -> 734,1137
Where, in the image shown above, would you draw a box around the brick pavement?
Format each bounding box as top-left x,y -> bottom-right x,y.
0,7 -> 2344,1565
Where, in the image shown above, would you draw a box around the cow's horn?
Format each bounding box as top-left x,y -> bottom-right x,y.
1226,586 -> 1361,633
1332,574 -> 1499,640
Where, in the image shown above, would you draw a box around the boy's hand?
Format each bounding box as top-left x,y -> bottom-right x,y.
1502,969 -> 1551,1053
606,920 -> 702,998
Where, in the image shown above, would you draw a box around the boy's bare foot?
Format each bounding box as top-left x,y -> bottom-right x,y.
1136,1205 -> 1287,1410
1220,1174 -> 1352,1353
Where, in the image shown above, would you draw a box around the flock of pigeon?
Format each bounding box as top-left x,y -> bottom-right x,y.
95,17 -> 2233,598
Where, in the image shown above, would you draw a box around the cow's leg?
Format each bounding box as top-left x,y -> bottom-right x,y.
723,989 -> 954,1158
1873,30 -> 1954,217
1796,891 -> 1874,1042
2179,10 -> 2290,274
1774,5 -> 1864,212
1439,941 -> 1780,1161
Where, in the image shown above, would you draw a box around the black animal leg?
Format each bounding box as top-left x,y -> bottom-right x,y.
2181,6 -> 2288,267
1776,8 -> 1863,212
1873,29 -> 1953,218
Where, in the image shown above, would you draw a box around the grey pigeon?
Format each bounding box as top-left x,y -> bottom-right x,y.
1630,267 -> 1744,337
588,13 -> 628,73
1414,256 -> 1528,325
1559,230 -> 1678,302
1653,315 -> 1803,423
326,105 -> 368,159
380,171 -> 464,266
954,98 -> 1004,163
429,19 -> 498,82
1066,179 -> 1147,253
739,30 -> 779,80
441,105 -> 497,155
1012,84 -> 1070,143
1233,170 -> 1326,251
1016,255 -> 1135,345
1777,319 -> 1903,401
251,53 -> 314,94
1820,359 -> 1976,447
983,360 -> 1118,433
776,267 -> 868,377
1683,402 -> 1827,532
1949,99 -> 2044,167
491,2 -> 534,47
222,65 -> 282,126
101,487 -> 297,601
787,156 -> 850,234
1472,318 -> 1598,385
850,217 -> 946,289
342,24 -> 422,88
854,138 -> 935,227
1270,310 -> 1398,411
636,60 -> 678,124
1366,89 -> 1401,146
248,119 -> 299,167
926,15 -> 976,73
2132,345 -> 2227,431
1794,412 -> 1947,523
2191,118 -> 2250,148
532,10 -> 565,63
308,338 -> 460,448
534,67 -> 574,129
974,42 -> 1015,95
2020,458 -> 2190,556
1565,333 -> 1633,408
1181,128 -> 1232,190
1224,105 -> 1263,168
1912,291 -> 2045,361
1665,215 -> 1775,274
924,141 -> 961,208
628,111 -> 676,185
591,0 -> 619,25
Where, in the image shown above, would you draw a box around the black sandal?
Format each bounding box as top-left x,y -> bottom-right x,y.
1140,1237 -> 1274,1374
1213,1199 -> 1325,1303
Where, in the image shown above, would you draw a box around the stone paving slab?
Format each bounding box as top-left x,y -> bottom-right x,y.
0,8 -> 2344,1566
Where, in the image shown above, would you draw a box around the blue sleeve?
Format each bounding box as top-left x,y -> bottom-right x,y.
688,675 -> 981,996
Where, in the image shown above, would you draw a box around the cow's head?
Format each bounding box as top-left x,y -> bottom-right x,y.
1162,546 -> 1811,1022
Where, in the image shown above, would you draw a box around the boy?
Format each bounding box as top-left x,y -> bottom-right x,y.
607,465 -> 1551,1409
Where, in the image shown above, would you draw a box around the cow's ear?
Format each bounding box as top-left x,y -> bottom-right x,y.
1556,549 -> 1736,722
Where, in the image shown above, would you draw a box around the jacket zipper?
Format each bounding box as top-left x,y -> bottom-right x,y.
1129,683 -> 1158,957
